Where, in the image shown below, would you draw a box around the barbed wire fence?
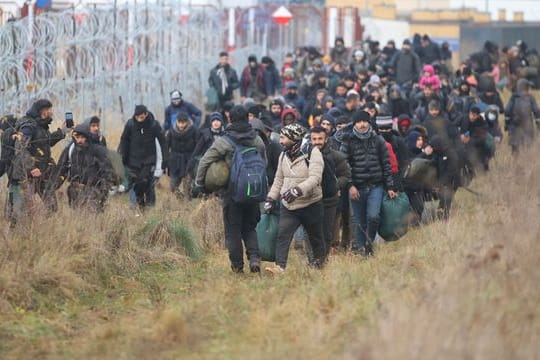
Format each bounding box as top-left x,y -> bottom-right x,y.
0,4 -> 288,134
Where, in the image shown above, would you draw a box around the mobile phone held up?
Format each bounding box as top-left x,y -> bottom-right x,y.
65,112 -> 74,128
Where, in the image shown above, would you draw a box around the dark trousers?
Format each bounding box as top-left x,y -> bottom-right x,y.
305,200 -> 337,260
437,186 -> 454,220
275,201 -> 326,268
67,183 -> 107,212
406,189 -> 427,225
128,165 -> 156,208
323,201 -> 338,252
222,198 -> 261,270
334,190 -> 351,249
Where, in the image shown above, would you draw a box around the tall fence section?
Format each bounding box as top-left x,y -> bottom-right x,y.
0,3 -> 365,132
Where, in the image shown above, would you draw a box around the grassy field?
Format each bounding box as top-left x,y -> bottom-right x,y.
0,137 -> 539,359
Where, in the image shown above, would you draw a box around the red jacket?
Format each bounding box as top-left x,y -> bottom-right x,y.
385,142 -> 399,174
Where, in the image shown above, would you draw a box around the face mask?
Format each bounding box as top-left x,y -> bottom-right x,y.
488,113 -> 496,121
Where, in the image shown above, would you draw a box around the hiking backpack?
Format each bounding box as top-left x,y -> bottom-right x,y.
224,136 -> 268,203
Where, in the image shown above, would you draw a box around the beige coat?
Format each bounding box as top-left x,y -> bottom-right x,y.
268,147 -> 323,210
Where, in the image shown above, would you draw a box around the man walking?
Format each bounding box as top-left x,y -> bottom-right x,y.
341,110 -> 397,256
118,105 -> 166,210
57,124 -> 117,212
264,123 -> 327,273
208,51 -> 240,110
195,105 -> 266,274
9,99 -> 65,222
309,126 -> 351,253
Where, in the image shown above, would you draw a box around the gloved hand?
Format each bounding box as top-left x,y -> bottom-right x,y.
282,186 -> 303,203
191,182 -> 206,198
263,197 -> 275,212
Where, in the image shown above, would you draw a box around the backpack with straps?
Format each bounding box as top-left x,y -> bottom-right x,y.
224,136 -> 268,203
305,147 -> 338,199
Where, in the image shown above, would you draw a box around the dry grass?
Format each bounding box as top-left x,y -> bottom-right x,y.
0,134 -> 539,359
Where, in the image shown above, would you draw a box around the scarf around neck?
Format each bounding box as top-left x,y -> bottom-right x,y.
217,67 -> 228,95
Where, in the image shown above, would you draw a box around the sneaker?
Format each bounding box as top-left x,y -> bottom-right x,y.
249,260 -> 261,273
265,264 -> 285,275
231,265 -> 244,274
364,243 -> 375,257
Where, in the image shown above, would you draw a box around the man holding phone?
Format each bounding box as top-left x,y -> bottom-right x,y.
8,99 -> 65,223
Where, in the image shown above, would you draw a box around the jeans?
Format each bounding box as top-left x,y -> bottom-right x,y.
350,185 -> 384,252
222,198 -> 261,270
275,201 -> 326,268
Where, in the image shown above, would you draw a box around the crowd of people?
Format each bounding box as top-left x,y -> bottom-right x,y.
0,34 -> 539,275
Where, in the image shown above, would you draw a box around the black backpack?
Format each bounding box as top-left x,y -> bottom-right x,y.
306,148 -> 338,199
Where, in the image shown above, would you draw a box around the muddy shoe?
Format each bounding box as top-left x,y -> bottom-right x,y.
364,243 -> 375,257
249,260 -> 261,273
231,265 -> 244,274
265,265 -> 285,275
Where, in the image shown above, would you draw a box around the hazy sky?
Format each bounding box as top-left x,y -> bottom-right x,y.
449,0 -> 540,21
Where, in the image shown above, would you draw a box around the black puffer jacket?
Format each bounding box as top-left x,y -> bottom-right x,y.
340,128 -> 395,190
118,112 -> 166,169
165,124 -> 198,178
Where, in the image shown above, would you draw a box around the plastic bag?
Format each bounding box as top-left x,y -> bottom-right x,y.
379,192 -> 410,241
256,212 -> 279,261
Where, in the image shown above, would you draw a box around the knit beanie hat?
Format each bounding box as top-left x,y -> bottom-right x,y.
209,112 -> 224,124
375,115 -> 393,129
321,113 -> 335,127
398,114 -> 411,126
134,105 -> 148,116
176,112 -> 189,122
352,110 -> 371,124
280,123 -> 306,143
